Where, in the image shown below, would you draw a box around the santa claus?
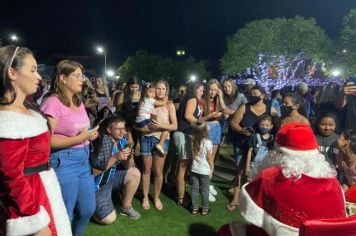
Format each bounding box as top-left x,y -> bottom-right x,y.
219,123 -> 347,236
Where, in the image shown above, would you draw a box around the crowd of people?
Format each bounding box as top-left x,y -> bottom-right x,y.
1,45 -> 356,236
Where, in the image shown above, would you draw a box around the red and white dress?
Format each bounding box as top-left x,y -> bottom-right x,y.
234,166 -> 346,236
0,110 -> 71,236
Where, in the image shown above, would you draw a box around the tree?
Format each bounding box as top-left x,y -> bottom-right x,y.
335,9 -> 356,78
221,17 -> 332,77
117,50 -> 210,86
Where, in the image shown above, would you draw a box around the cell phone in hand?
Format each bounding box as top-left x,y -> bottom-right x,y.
348,77 -> 356,85
246,127 -> 255,134
150,114 -> 158,122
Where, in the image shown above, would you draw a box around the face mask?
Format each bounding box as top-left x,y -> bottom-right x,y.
281,105 -> 294,117
248,95 -> 261,105
260,127 -> 272,133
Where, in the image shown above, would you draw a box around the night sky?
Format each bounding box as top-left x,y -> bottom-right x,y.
1,0 -> 355,71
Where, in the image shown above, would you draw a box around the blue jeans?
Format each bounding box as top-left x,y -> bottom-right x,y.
50,145 -> 96,236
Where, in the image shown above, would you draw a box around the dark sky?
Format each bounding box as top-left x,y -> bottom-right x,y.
1,0 -> 355,70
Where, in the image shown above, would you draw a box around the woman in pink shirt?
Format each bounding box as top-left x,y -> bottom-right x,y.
41,60 -> 99,236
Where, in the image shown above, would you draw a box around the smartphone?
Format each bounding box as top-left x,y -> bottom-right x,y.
150,114 -> 158,122
245,127 -> 255,134
349,77 -> 356,85
89,118 -> 105,130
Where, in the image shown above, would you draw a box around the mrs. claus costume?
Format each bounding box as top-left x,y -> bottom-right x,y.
0,110 -> 71,236
219,123 -> 347,236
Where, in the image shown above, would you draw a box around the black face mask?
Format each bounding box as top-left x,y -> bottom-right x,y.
281,105 -> 294,117
248,95 -> 261,105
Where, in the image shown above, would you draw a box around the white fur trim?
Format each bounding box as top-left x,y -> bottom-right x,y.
40,169 -> 72,236
6,205 -> 50,236
239,183 -> 299,236
0,111 -> 48,139
278,146 -> 320,157
229,221 -> 247,236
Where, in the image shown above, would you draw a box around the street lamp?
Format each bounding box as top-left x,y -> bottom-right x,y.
189,74 -> 197,82
106,69 -> 114,78
10,34 -> 18,42
96,46 -> 107,80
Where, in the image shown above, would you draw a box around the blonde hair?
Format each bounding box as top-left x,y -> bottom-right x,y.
204,79 -> 223,115
191,121 -> 209,158
49,60 -> 84,107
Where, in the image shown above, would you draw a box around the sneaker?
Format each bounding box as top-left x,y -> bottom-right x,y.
209,185 -> 217,196
209,193 -> 216,202
155,144 -> 165,155
120,206 -> 141,220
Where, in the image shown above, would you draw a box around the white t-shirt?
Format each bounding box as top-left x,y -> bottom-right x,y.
191,138 -> 213,175
136,97 -> 156,123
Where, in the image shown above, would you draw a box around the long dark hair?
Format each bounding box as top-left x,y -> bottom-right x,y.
343,130 -> 356,154
124,75 -> 141,104
185,81 -> 204,100
0,45 -> 51,130
0,45 -> 33,105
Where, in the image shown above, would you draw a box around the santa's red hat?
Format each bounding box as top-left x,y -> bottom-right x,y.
275,123 -> 319,157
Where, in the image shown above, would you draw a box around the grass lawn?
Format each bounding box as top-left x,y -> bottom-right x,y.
84,144 -> 242,236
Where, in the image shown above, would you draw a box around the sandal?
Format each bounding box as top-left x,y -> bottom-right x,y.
141,198 -> 150,210
176,197 -> 184,206
201,208 -> 209,216
154,199 -> 163,211
191,208 -> 199,215
226,204 -> 238,211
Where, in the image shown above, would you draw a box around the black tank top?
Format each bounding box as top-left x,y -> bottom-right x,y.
177,97 -> 201,134
231,104 -> 271,148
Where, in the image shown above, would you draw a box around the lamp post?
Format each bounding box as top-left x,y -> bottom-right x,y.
96,46 -> 107,80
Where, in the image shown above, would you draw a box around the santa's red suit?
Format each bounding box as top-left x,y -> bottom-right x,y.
0,110 -> 71,236
220,123 -> 347,236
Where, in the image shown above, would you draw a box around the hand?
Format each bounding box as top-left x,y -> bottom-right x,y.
34,226 -> 51,236
117,147 -> 131,161
241,127 -> 253,137
218,89 -> 223,97
210,111 -> 222,119
343,83 -> 356,96
222,108 -> 232,116
79,126 -> 99,142
149,119 -> 161,130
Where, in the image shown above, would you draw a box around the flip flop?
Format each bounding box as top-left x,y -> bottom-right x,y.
154,199 -> 163,211
141,198 -> 150,210
226,204 -> 238,211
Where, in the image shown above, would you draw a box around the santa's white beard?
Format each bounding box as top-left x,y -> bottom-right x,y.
251,148 -> 337,179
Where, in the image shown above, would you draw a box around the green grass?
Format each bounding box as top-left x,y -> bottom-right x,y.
84,177 -> 243,236
84,144 -> 242,236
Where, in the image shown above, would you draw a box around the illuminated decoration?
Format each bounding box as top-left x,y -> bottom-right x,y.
238,52 -> 345,90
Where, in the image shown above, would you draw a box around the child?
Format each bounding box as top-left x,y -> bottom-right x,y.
314,111 -> 339,166
190,121 -> 214,216
245,114 -> 274,179
336,130 -> 356,191
136,84 -> 169,155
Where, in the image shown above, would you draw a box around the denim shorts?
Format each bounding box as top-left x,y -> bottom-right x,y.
173,131 -> 193,160
94,170 -> 127,220
140,135 -> 169,157
233,142 -> 247,167
136,119 -> 150,128
207,121 -> 222,145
